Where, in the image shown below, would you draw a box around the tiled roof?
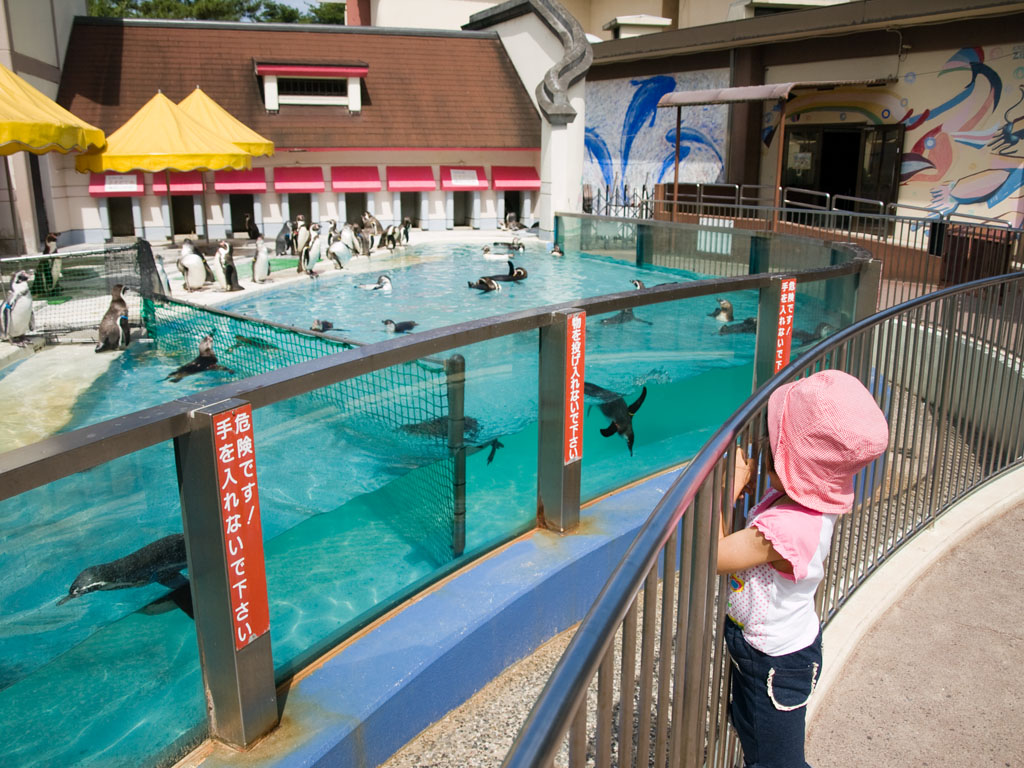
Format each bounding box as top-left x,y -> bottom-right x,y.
58,18 -> 541,150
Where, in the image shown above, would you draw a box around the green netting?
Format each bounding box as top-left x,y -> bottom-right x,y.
142,296 -> 459,566
0,243 -> 146,337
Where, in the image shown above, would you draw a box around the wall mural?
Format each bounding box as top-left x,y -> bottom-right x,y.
777,45 -> 1024,226
583,70 -> 729,201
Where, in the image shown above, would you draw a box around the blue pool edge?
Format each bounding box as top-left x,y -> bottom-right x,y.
188,465 -> 684,768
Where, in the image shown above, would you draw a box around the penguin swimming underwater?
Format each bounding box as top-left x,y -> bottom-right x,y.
356,275 -> 392,291
383,319 -> 417,333
600,308 -> 652,326
708,298 -> 734,323
95,284 -> 130,352
253,236 -> 271,283
1,270 -> 34,344
165,335 -> 235,382
468,276 -> 502,292
583,382 -> 648,456
57,533 -> 189,607
484,261 -> 527,282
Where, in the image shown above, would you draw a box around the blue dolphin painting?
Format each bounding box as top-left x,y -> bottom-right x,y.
585,127 -> 614,190
620,76 -> 678,185
658,126 -> 725,182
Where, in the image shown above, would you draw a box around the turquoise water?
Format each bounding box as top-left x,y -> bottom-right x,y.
0,238 -> 837,767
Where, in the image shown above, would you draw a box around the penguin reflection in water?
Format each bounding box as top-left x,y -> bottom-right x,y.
165,334 -> 234,382
95,284 -> 131,352
583,382 -> 648,456
57,533 -> 193,618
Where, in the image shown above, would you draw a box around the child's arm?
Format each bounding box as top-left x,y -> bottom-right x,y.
717,451 -> 792,575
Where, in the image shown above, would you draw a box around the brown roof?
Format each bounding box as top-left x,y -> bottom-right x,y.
58,18 -> 541,150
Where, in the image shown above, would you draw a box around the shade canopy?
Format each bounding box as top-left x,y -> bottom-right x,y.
75,91 -> 252,174
656,79 -> 896,108
491,165 -> 540,191
177,87 -> 274,157
0,62 -> 105,156
386,166 -> 436,192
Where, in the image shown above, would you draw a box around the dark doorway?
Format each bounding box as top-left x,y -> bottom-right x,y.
400,192 -> 421,227
28,155 -> 49,244
345,192 -> 367,225
452,191 -> 470,226
171,196 -> 196,235
109,197 -> 135,237
503,190 -> 522,225
230,193 -> 254,234
288,193 -> 311,224
819,130 -> 861,200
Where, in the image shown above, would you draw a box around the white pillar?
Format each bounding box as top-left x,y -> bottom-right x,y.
471,191 -> 481,229
392,191 -> 401,226
254,197 -> 264,234
131,198 -> 143,238
337,193 -> 347,226
419,193 -> 429,230
311,194 -> 320,225
222,198 -> 232,238
445,191 -> 454,230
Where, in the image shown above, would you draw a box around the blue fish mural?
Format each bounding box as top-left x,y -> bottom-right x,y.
585,127 -> 614,191
619,76 -> 678,192
905,47 -> 1002,130
658,126 -> 725,183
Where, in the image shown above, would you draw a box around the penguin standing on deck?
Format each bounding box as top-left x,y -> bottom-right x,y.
244,213 -> 260,241
326,219 -> 340,249
400,217 -> 411,245
380,224 -> 399,250
293,215 -> 310,273
217,241 -> 244,291
362,211 -> 383,251
34,232 -> 62,296
95,284 -> 130,352
253,236 -> 270,283
153,251 -> 173,296
275,221 -> 293,256
177,239 -> 211,291
1,270 -> 34,344
301,223 -> 321,275
708,298 -> 734,323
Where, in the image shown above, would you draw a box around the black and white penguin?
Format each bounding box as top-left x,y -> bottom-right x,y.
708,298 -> 734,323
400,217 -> 411,245
630,279 -> 645,290
482,245 -> 507,261
253,236 -> 270,283
95,283 -> 130,352
583,382 -> 648,456
33,232 -> 62,296
165,334 -> 235,382
178,239 -> 210,291
325,219 -> 340,247
1,270 -> 34,344
793,321 -> 836,346
300,223 -> 321,275
311,319 -> 334,332
275,220 -> 293,256
244,213 -> 260,241
468,276 -> 502,292
153,251 -> 173,296
356,274 -> 392,292
505,211 -> 524,230
362,211 -> 383,250
719,317 -> 757,335
293,215 -> 310,273
217,241 -> 244,291
334,222 -> 365,261
57,534 -> 188,606
485,261 -> 527,282
382,319 -> 417,333
210,242 -> 227,290
551,243 -> 564,256
380,224 -> 399,250
510,237 -> 525,252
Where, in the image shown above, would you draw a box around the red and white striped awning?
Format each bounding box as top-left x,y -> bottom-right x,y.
491,165 -> 540,191
89,172 -> 144,198
386,166 -> 436,192
213,168 -> 268,193
153,171 -> 204,196
331,166 -> 382,193
273,166 -> 326,193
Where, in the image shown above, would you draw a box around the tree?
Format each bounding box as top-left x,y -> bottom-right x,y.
309,2 -> 346,24
86,0 -> 343,23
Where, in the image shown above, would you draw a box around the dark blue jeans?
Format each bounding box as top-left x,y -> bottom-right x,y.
725,619 -> 822,768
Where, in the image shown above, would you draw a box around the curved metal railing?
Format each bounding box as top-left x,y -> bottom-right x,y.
503,272 -> 1024,767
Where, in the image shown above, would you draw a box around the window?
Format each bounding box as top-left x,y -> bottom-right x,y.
255,63 -> 366,112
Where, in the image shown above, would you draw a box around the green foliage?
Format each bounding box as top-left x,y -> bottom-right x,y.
86,0 -> 346,24
309,2 -> 346,24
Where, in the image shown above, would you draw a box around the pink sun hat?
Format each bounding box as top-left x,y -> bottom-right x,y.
767,369 -> 889,514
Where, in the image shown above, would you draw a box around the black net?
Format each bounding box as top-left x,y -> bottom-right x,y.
0,242 -> 146,339
142,296 -> 460,566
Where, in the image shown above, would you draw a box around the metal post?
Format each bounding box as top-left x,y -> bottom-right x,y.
672,106 -> 681,223
537,309 -> 585,532
174,398 -> 278,748
447,354 -> 467,557
636,222 -> 652,266
853,258 -> 882,321
748,233 -> 770,275
752,276 -> 784,391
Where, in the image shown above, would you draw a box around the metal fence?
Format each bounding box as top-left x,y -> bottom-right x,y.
501,271 -> 1024,768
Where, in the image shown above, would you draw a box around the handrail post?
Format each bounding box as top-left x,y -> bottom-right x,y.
537,309 -> 585,532
447,354 -> 467,557
854,258 -> 882,320
752,276 -> 784,391
174,398 -> 278,748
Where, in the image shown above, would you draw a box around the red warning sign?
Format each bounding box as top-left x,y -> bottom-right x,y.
564,311 -> 586,464
212,404 -> 270,650
775,278 -> 797,373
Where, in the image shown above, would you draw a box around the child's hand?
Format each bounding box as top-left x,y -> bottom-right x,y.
732,452 -> 756,501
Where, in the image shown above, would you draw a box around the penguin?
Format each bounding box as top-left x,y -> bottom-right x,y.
600,308 -> 653,326
1,270 -> 34,344
583,382 -> 648,456
153,251 -> 173,296
362,211 -> 383,250
210,242 -> 228,290
244,213 -> 260,241
57,534 -> 188,606
275,220 -> 293,256
218,241 -> 244,291
551,243 -> 564,256
708,298 -> 734,323
177,239 -> 211,291
335,222 -> 365,260
380,224 -> 399,250
165,334 -> 235,382
482,245 -> 507,261
485,261 -> 527,282
356,274 -> 392,292
325,219 -> 340,248
253,235 -> 271,283
311,319 -> 334,332
293,215 -> 310,273
505,211 -> 524,230
299,223 -> 320,274
33,232 -> 62,296
510,237 -> 525,252
719,317 -> 758,335
793,321 -> 836,346
382,319 -> 417,333
400,217 -> 411,245
468,276 -> 502,292
95,283 -> 131,352
630,279 -> 645,290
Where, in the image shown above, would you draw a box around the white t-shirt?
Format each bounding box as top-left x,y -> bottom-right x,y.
726,489 -> 837,656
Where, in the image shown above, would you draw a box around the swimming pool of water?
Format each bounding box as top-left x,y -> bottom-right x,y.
0,238 -> 841,767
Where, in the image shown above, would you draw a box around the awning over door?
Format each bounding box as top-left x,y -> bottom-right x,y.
656,79 -> 895,108
386,166 -> 436,192
273,166 -> 325,193
331,166 -> 382,192
152,170 -> 204,196
491,165 -> 541,191
89,172 -> 144,197
213,168 -> 267,193
440,165 -> 488,191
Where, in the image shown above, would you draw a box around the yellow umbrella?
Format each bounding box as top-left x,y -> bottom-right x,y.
0,62 -> 105,155
178,87 -> 274,157
75,91 -> 252,173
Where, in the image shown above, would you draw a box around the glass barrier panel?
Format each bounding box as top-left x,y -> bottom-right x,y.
0,447 -> 202,768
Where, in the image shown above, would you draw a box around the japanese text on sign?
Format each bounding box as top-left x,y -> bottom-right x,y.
774,278 -> 797,373
212,404 -> 270,651
564,312 -> 586,464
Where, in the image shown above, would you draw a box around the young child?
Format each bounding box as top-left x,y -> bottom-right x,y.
719,369 -> 889,767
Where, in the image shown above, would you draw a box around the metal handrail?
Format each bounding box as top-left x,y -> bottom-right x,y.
502,270 -> 1024,767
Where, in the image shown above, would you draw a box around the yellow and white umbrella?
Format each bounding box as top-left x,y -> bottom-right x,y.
178,87 -> 274,158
